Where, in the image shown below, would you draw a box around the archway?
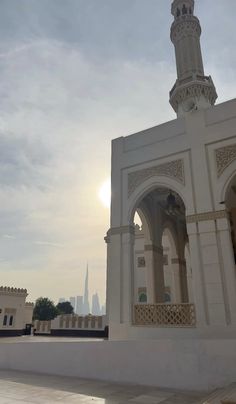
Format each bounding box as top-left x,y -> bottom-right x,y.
224,174 -> 236,263
132,186 -> 190,305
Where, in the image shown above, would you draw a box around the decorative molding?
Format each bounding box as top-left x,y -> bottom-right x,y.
186,210 -> 228,224
25,302 -> 34,308
107,225 -> 135,237
138,287 -> 147,294
171,258 -> 186,265
170,79 -> 217,113
0,286 -> 28,296
171,16 -> 201,42
128,159 -> 185,197
144,244 -> 163,254
215,144 -> 236,177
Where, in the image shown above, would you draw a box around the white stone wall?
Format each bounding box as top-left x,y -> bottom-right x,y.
1,338 -> 236,391
108,98 -> 236,340
24,303 -> 34,325
0,288 -> 28,331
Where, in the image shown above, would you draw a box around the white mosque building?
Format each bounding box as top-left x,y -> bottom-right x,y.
106,0 -> 236,342
1,0 -> 236,394
0,286 -> 34,336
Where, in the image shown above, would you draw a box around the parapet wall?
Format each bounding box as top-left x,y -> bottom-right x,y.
0,287 -> 28,297
0,338 -> 236,391
34,315 -> 107,337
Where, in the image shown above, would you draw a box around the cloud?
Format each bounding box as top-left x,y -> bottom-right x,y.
0,0 -> 235,303
34,241 -> 64,248
0,34 -> 175,302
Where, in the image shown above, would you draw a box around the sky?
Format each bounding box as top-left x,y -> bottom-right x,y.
0,0 -> 235,305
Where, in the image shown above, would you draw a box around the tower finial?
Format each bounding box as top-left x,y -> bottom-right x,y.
169,0 -> 217,116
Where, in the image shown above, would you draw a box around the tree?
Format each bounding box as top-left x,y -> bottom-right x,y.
33,297 -> 58,321
56,301 -> 74,315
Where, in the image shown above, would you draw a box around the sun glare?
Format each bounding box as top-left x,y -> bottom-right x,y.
99,179 -> 111,208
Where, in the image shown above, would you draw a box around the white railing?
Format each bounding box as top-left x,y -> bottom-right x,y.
34,315 -> 107,334
134,303 -> 196,327
52,314 -> 106,330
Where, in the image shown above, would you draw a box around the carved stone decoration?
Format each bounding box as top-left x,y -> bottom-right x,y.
186,210 -> 228,224
170,79 -> 217,113
128,159 -> 185,197
215,144 -> 236,177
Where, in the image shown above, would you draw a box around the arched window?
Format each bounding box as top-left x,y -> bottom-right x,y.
189,7 -> 192,14
3,315 -> 7,326
182,4 -> 188,15
139,293 -> 147,303
165,292 -> 171,303
177,8 -> 180,17
9,315 -> 13,326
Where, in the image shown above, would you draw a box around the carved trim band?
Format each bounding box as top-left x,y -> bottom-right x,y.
144,244 -> 163,254
128,159 -> 185,197
107,225 -> 135,237
186,210 -> 227,224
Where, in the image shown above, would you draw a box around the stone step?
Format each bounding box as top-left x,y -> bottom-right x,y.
201,385 -> 236,404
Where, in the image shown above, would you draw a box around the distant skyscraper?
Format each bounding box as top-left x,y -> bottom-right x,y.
83,264 -> 90,314
75,295 -> 83,315
91,292 -> 101,315
58,298 -> 65,303
69,297 -> 76,311
101,303 -> 106,316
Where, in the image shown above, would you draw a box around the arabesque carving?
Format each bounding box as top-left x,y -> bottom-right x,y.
186,210 -> 228,224
134,303 -> 196,327
128,159 -> 185,197
215,144 -> 236,177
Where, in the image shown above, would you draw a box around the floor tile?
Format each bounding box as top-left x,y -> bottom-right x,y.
0,370 -> 208,404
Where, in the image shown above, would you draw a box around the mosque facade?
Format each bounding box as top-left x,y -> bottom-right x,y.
106,0 -> 236,340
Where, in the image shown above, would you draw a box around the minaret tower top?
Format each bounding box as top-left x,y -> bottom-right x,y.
169,0 -> 217,116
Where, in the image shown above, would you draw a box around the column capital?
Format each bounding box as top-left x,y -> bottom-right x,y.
107,225 -> 135,237
104,234 -> 110,244
144,244 -> 163,255
171,257 -> 186,265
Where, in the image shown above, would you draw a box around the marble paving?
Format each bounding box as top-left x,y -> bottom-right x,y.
0,369 -> 208,403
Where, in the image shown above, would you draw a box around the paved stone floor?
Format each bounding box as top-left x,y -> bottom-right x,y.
0,370 -> 208,403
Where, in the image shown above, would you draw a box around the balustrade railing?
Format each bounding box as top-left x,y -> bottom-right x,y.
34,315 -> 106,335
134,303 -> 196,327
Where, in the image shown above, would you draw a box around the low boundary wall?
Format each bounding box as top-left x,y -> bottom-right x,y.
34,315 -> 107,338
0,338 -> 236,391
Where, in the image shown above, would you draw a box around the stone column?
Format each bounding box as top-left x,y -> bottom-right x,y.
187,212 -> 234,328
216,216 -> 236,325
121,226 -> 135,324
145,244 -> 165,303
106,230 -> 122,326
198,218 -> 228,326
170,257 -> 182,303
187,222 -> 209,327
106,225 -> 135,339
144,244 -> 156,303
176,221 -> 189,303
179,259 -> 189,303
104,232 -> 111,324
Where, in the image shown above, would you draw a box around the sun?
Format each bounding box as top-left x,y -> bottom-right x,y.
98,179 -> 111,208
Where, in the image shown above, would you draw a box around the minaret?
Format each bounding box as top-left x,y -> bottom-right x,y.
83,263 -> 90,314
169,0 -> 217,116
